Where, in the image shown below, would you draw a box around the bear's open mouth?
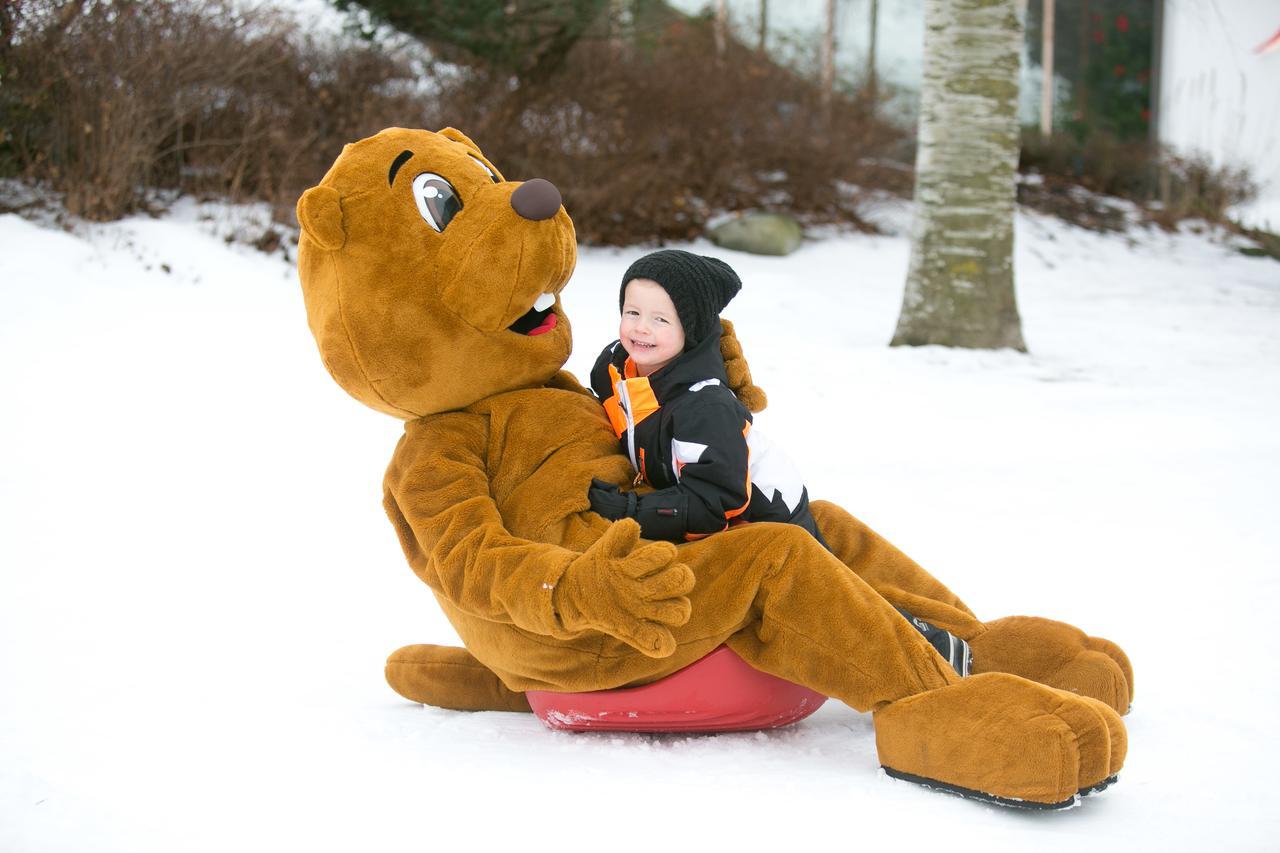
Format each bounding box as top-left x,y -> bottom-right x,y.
508,294 -> 558,336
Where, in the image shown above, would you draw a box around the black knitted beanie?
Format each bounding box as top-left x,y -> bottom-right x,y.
619,249 -> 742,348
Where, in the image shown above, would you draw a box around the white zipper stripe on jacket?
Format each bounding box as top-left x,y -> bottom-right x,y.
617,379 -> 638,470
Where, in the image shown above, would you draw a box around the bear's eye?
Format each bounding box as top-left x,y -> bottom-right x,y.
469,155 -> 501,183
411,173 -> 461,232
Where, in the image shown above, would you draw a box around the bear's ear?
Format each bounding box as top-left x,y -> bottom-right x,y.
296,185 -> 346,251
439,127 -> 483,155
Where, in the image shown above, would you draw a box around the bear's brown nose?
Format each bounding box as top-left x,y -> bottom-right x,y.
510,178 -> 562,221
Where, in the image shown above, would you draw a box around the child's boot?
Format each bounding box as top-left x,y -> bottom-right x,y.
895,606 -> 972,676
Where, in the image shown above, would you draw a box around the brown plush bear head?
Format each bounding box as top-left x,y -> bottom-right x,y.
297,127 -> 577,419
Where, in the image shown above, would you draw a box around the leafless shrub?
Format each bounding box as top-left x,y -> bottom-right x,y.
1,2 -> 906,242
3,1 -> 1258,246
436,17 -> 909,245
1019,131 -> 1256,231
1148,154 -> 1257,230
1016,177 -> 1133,234
1233,225 -> 1280,262
0,0 -> 440,221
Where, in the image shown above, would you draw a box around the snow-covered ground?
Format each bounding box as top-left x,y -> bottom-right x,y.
1,197 -> 1278,852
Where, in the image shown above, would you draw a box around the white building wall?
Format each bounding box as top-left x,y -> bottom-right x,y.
1159,0 -> 1280,223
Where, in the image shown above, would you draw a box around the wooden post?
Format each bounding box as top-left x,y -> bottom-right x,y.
1077,0 -> 1090,124
821,0 -> 837,111
1040,0 -> 1055,137
1150,0 -> 1164,145
609,0 -> 632,56
867,0 -> 879,104
715,0 -> 728,57
1152,0 -> 1167,203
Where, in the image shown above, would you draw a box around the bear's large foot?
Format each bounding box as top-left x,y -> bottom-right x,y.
386,644 -> 531,712
970,616 -> 1134,715
874,673 -> 1126,809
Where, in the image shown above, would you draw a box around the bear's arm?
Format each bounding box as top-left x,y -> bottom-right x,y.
719,319 -> 767,413
382,412 -> 583,638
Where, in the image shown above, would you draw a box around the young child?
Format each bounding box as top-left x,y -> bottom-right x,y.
587,249 -> 824,544
586,249 -> 972,676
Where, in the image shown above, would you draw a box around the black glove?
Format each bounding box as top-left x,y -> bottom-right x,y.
588,478 -> 638,521
634,490 -> 689,542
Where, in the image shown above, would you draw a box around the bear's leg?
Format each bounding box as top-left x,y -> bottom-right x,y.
969,617 -> 1133,715
703,524 -> 1123,807
809,500 -> 984,634
678,524 -> 959,709
809,500 -> 1133,714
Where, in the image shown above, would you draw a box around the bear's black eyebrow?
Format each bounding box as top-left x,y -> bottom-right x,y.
388,149 -> 414,187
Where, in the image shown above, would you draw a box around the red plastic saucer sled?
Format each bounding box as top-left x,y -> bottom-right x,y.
526,645 -> 827,733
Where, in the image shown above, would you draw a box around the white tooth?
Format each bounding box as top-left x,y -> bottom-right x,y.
533,293 -> 555,312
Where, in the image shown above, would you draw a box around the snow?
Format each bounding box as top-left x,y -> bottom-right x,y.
2,196 -> 1279,852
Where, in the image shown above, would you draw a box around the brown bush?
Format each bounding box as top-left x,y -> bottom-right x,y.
1019,131 -> 1257,231
1148,155 -> 1257,229
3,2 -> 1257,244
432,17 -> 910,245
1,2 -> 906,242
0,0 -> 440,221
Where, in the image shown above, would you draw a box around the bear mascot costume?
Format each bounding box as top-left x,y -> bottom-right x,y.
296,127 -> 1132,809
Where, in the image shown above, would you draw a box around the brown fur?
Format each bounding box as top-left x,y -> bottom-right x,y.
298,128 -> 1131,805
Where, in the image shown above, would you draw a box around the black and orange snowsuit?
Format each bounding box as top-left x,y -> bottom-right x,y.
589,330 -> 824,544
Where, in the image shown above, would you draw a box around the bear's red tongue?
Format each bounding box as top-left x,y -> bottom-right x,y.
527,312 -> 558,336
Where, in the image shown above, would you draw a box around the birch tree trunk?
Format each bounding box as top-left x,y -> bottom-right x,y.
820,0 -> 837,111
609,0 -> 631,56
715,0 -> 728,57
891,0 -> 1027,351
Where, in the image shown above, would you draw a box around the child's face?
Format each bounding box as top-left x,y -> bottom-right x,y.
620,278 -> 685,377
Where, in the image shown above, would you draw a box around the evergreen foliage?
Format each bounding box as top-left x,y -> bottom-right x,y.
1026,0 -> 1156,142
335,0 -> 609,81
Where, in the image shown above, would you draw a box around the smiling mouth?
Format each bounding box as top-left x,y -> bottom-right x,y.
508,293 -> 558,336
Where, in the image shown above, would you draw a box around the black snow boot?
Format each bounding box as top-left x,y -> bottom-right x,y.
895,607 -> 972,677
